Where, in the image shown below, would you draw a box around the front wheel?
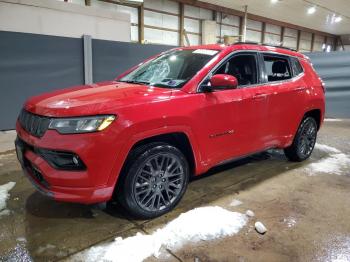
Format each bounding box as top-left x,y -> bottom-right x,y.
118,142 -> 189,219
284,117 -> 318,162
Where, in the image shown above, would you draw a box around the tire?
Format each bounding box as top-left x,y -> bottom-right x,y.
284,117 -> 318,162
117,142 -> 189,219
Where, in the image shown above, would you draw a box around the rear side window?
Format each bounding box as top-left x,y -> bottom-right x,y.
290,57 -> 304,76
263,55 -> 292,82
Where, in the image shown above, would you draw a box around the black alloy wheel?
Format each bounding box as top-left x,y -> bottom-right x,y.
134,153 -> 185,212
297,119 -> 317,158
284,117 -> 318,162
118,142 -> 189,218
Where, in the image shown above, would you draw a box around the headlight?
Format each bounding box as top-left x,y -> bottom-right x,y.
49,115 -> 115,134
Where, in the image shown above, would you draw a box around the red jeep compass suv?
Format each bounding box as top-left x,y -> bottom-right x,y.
15,43 -> 325,218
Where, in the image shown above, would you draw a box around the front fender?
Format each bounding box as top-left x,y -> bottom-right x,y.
105,123 -> 204,188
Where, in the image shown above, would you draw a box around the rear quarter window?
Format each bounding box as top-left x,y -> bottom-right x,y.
291,57 -> 304,76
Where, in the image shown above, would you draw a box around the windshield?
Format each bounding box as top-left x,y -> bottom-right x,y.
119,49 -> 220,88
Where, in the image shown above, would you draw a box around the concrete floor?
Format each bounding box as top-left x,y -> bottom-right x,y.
0,120 -> 349,262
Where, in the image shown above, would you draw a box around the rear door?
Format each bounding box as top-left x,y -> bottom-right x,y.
261,53 -> 307,146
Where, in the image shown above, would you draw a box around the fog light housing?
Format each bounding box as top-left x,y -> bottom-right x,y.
36,148 -> 86,171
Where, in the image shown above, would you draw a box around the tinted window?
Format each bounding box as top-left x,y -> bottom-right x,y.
212,54 -> 258,87
263,55 -> 292,82
291,57 -> 304,76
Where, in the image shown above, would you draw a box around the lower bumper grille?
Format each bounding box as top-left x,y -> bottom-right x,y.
16,137 -> 86,172
16,138 -> 51,189
27,161 -> 50,189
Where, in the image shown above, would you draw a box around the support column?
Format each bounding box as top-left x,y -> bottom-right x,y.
138,4 -> 144,43
179,3 -> 184,46
296,30 -> 301,51
280,27 -> 285,46
83,35 -> 93,85
261,22 -> 266,44
241,5 -> 248,42
311,33 -> 315,52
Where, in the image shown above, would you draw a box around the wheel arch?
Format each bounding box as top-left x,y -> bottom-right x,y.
127,132 -> 196,175
110,131 -> 199,199
303,108 -> 322,130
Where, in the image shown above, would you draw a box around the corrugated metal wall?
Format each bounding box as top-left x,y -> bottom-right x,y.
306,51 -> 350,118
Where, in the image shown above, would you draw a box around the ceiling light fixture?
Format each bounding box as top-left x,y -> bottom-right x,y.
303,0 -> 349,25
327,13 -> 343,24
307,6 -> 316,14
271,0 -> 279,4
334,16 -> 342,23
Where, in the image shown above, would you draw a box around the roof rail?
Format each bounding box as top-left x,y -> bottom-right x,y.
262,44 -> 297,52
232,42 -> 297,52
232,41 -> 259,45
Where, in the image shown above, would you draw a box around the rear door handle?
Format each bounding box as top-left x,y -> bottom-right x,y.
294,86 -> 306,92
253,93 -> 268,99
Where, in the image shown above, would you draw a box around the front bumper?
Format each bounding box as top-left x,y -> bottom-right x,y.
15,121 -> 120,204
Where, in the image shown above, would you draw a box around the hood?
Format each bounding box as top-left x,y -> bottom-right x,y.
25,81 -> 173,117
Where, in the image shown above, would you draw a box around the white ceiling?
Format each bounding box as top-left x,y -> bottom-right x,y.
202,0 -> 350,35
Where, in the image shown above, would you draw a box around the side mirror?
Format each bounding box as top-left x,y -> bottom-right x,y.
209,74 -> 238,90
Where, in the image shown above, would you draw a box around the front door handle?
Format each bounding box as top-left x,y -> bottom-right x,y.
253,93 -> 268,100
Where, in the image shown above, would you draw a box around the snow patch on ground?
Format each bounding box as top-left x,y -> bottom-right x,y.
314,143 -> 341,154
0,153 -> 14,160
0,182 -> 16,216
79,206 -> 248,262
230,199 -> 243,207
324,118 -> 342,122
306,144 -> 350,176
283,217 -> 297,228
37,244 -> 56,254
306,153 -> 350,175
16,237 -> 27,243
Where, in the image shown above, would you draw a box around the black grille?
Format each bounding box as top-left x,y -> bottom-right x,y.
18,110 -> 50,137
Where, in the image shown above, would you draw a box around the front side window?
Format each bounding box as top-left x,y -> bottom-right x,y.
204,53 -> 258,88
263,55 -> 292,82
119,49 -> 219,88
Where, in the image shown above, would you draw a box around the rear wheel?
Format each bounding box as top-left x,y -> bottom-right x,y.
118,142 -> 189,219
284,117 -> 318,162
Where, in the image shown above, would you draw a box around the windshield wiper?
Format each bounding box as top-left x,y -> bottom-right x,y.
119,80 -> 150,85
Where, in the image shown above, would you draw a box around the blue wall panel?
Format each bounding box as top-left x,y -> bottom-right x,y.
306,51 -> 350,118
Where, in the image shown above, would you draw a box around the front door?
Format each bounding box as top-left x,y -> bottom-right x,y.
195,52 -> 270,166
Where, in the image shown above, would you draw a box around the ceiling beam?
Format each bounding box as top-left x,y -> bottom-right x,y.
172,0 -> 336,38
